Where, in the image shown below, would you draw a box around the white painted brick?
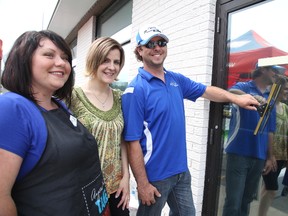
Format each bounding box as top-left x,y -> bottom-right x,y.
73,0 -> 218,214
74,16 -> 95,86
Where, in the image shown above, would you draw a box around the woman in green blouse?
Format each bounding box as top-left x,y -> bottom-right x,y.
70,37 -> 130,215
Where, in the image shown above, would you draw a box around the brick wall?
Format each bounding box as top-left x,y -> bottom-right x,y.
75,0 -> 217,214
130,0 -> 217,215
74,16 -> 95,86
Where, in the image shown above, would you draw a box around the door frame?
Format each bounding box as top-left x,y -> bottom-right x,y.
202,0 -> 266,215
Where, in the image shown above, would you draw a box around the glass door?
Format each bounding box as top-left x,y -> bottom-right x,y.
218,0 -> 288,215
204,0 -> 288,215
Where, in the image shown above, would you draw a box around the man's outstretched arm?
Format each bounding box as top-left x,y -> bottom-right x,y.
202,86 -> 259,110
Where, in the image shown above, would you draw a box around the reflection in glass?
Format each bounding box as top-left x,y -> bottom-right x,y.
218,0 -> 288,215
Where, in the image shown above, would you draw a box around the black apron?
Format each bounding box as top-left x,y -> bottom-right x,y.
12,105 -> 110,216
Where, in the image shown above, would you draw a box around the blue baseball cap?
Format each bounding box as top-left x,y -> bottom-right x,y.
270,65 -> 286,74
136,25 -> 169,46
256,63 -> 286,74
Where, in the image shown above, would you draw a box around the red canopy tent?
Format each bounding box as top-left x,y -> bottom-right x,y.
227,30 -> 288,88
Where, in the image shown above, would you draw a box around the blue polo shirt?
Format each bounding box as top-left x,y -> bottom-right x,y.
122,67 -> 206,182
226,80 -> 276,160
0,92 -> 47,180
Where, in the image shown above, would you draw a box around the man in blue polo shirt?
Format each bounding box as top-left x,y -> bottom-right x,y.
121,24 -> 259,216
222,66 -> 279,216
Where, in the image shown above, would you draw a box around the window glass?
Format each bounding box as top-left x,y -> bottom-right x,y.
218,1 -> 288,215
97,0 -> 132,90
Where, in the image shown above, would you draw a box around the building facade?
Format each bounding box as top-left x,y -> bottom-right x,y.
48,0 -> 288,215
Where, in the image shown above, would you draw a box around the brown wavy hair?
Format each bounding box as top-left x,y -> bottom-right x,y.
85,37 -> 125,79
1,30 -> 74,106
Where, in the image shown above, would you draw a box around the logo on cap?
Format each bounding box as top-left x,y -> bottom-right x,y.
136,25 -> 169,46
143,27 -> 162,34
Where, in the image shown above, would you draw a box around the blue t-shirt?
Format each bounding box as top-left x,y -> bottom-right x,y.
0,92 -> 47,180
121,67 -> 206,182
225,81 -> 276,160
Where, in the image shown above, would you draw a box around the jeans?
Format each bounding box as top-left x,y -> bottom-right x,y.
136,170 -> 195,216
222,154 -> 265,216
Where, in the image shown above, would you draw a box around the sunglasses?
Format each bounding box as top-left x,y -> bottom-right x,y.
145,40 -> 167,49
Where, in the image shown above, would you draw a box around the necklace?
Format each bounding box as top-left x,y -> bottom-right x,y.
93,89 -> 110,108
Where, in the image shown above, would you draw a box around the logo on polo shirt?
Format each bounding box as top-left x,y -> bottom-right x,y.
170,81 -> 178,87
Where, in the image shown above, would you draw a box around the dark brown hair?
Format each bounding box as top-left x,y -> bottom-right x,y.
134,46 -> 143,62
1,30 -> 74,105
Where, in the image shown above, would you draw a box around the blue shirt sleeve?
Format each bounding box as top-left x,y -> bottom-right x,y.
0,93 -> 47,180
229,81 -> 250,93
170,72 -> 207,101
121,85 -> 145,141
0,96 -> 31,157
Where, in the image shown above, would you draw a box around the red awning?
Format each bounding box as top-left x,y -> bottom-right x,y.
227,30 -> 288,88
228,47 -> 288,88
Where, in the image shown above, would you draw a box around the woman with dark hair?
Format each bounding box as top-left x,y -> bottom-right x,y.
0,30 -> 109,216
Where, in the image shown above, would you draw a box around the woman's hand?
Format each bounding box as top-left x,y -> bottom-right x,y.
115,174 -> 130,210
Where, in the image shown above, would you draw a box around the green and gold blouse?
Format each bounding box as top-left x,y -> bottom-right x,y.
70,87 -> 124,195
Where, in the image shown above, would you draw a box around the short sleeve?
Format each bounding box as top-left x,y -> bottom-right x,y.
121,86 -> 145,141
0,97 -> 31,156
0,93 -> 47,180
170,72 -> 207,101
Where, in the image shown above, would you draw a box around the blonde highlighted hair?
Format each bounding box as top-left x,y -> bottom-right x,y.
85,37 -> 125,78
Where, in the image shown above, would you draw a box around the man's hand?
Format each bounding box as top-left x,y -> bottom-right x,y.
234,94 -> 260,110
253,95 -> 267,105
137,182 -> 161,206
